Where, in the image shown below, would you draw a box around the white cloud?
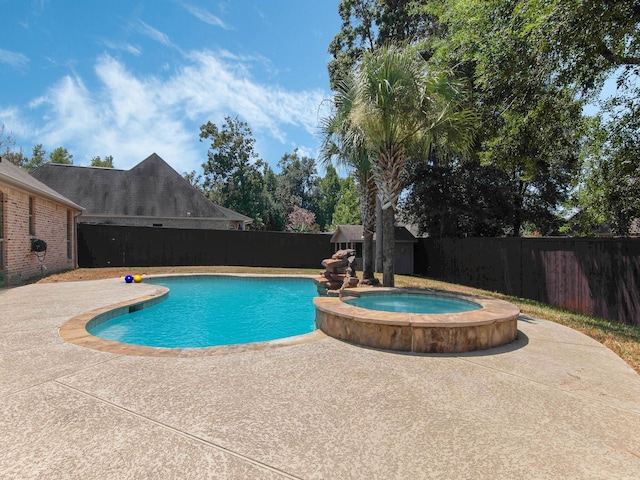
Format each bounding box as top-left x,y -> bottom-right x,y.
175,50 -> 325,137
136,20 -> 174,48
2,49 -> 329,174
181,3 -> 230,29
102,40 -> 142,56
0,49 -> 29,70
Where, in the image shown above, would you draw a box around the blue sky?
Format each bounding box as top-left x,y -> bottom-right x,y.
0,0 -> 342,174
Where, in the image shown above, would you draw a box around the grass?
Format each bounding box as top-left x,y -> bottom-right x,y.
37,266 -> 640,375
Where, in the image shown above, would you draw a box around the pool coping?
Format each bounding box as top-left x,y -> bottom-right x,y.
314,287 -> 521,353
59,273 -> 327,357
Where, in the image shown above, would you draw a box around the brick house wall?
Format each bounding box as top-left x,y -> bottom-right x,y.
0,182 -> 78,286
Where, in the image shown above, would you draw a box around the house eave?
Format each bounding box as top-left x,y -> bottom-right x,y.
0,174 -> 84,212
79,214 -> 241,222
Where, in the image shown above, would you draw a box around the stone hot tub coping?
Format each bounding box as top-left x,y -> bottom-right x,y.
314,287 -> 520,353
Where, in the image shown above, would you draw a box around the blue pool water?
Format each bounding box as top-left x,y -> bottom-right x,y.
89,276 -> 318,348
345,294 -> 480,314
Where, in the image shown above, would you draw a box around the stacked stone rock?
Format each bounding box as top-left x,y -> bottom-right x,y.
315,249 -> 359,295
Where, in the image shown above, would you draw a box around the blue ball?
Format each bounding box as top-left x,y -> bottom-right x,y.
124,275 -> 134,283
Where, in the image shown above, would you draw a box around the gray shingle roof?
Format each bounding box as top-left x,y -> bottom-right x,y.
331,225 -> 365,243
330,224 -> 416,243
30,153 -> 250,222
0,156 -> 83,211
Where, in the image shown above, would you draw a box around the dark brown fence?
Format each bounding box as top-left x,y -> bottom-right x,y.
78,224 -> 334,270
416,237 -> 640,327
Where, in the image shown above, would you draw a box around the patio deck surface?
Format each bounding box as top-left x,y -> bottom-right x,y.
1,278 -> 639,479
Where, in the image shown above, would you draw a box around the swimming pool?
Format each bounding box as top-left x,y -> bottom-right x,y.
88,276 -> 318,348
345,293 -> 480,314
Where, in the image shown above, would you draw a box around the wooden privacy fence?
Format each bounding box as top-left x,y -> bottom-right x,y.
78,224 -> 334,270
78,225 -> 640,326
416,237 -> 640,327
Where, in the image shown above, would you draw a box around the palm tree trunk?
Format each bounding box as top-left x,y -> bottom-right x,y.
382,206 -> 395,287
362,231 -> 375,280
359,176 -> 377,281
375,195 -> 383,273
373,144 -> 405,287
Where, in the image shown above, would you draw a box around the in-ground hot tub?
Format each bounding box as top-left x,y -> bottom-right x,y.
314,288 -> 520,353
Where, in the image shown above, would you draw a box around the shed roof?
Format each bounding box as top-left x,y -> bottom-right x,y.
330,224 -> 417,243
30,153 -> 251,223
0,156 -> 83,211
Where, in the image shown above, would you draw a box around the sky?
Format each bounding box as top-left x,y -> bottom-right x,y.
0,0 -> 342,175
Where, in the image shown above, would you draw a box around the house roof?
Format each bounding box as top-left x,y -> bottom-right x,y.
330,224 -> 417,243
30,153 -> 251,223
215,204 -> 254,223
330,224 -> 365,243
0,156 -> 83,211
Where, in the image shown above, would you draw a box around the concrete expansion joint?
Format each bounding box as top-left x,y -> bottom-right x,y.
53,380 -> 304,479
454,357 -> 640,415
533,337 -> 608,348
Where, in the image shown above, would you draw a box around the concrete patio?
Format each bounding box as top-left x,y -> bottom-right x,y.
1,278 -> 639,479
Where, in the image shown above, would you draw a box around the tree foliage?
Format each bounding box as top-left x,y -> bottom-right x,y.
193,117 -> 344,232
348,44 -> 477,285
275,149 -> 318,215
329,176 -> 363,229
319,72 -> 378,280
2,140 -> 79,172
409,0 -> 585,235
314,164 -> 342,231
400,160 -> 513,237
286,206 -> 318,233
90,155 -> 115,168
199,116 -> 277,229
327,0 -> 439,88
573,87 -> 640,235
49,147 -> 73,165
514,0 -> 640,93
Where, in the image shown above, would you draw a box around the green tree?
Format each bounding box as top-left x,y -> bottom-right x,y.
400,159 -> 513,237
482,89 -> 583,235
327,0 -> 439,88
199,116 -> 266,225
330,176 -> 363,229
275,149 -> 318,216
417,0 -> 584,235
320,73 -> 378,281
515,0 -> 640,93
183,170 -> 205,194
90,155 -> 114,168
573,89 -> 640,236
260,163 -> 286,231
328,1 -> 442,272
349,44 -> 477,286
314,164 -> 342,231
24,144 -> 48,171
49,147 -> 73,165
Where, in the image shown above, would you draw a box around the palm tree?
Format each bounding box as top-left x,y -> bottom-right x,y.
319,76 -> 378,282
350,44 -> 477,286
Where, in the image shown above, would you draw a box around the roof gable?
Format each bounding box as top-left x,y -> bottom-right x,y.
331,224 -> 417,243
330,225 -> 364,243
30,153 -> 244,221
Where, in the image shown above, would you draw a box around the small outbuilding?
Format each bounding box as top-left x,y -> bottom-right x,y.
330,224 -> 417,275
0,156 -> 83,286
